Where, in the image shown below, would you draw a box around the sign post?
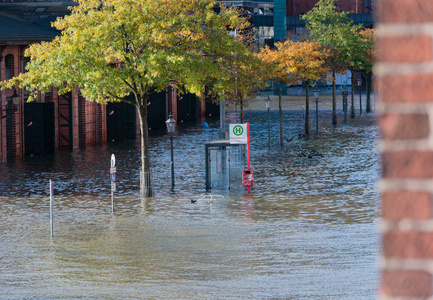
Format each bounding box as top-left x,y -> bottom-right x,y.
230,123 -> 253,193
50,180 -> 54,237
110,154 -> 116,212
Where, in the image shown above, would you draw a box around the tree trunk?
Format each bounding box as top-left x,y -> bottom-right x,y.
366,72 -> 371,113
279,83 -> 284,147
305,80 -> 310,136
351,70 -> 355,119
136,96 -> 152,197
332,70 -> 337,125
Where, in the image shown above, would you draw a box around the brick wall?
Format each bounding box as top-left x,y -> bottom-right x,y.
287,0 -> 369,16
377,0 -> 433,298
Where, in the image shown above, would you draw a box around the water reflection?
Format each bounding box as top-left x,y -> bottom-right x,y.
0,110 -> 380,299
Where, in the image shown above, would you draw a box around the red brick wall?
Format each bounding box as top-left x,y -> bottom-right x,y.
377,0 -> 433,298
0,45 -> 108,161
0,46 -> 23,160
287,0 -> 369,16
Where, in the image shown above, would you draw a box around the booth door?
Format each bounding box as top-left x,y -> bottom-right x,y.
209,148 -> 230,189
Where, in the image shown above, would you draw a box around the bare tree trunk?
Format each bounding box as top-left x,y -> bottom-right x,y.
279,83 -> 284,147
305,80 -> 310,136
137,96 -> 152,197
332,70 -> 337,125
366,72 -> 371,113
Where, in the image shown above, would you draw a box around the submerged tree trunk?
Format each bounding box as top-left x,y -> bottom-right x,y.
366,72 -> 371,113
136,95 -> 152,197
351,71 -> 355,119
279,83 -> 284,147
332,70 -> 337,125
305,80 -> 310,136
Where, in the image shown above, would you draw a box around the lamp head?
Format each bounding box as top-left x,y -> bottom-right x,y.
265,96 -> 272,109
165,114 -> 176,133
11,89 -> 20,106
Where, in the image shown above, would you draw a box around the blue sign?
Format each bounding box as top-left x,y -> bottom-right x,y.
111,173 -> 116,183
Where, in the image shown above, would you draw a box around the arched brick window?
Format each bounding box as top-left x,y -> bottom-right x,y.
5,54 -> 15,80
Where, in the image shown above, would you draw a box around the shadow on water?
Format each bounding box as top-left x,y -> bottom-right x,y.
0,109 -> 381,299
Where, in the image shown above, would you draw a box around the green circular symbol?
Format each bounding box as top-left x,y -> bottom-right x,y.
233,125 -> 243,136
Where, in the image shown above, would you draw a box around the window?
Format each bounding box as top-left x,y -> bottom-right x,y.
5,54 -> 14,80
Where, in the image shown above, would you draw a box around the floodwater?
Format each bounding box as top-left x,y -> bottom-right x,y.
0,108 -> 380,299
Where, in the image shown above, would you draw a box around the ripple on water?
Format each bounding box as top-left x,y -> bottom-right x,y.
0,111 -> 380,299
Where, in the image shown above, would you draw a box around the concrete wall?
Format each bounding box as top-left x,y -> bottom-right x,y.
377,0 -> 433,298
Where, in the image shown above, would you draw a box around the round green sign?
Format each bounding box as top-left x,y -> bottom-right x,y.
233,125 -> 244,136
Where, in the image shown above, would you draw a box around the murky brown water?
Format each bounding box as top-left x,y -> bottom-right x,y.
0,109 -> 380,299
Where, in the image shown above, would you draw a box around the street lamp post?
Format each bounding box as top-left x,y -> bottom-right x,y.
358,76 -> 362,115
314,88 -> 319,133
2,89 -> 21,119
220,98 -> 225,139
165,114 -> 176,190
265,96 -> 272,150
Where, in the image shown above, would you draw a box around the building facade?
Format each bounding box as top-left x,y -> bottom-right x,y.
0,1 -> 205,162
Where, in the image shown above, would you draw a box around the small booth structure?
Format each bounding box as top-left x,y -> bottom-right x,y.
205,140 -> 247,190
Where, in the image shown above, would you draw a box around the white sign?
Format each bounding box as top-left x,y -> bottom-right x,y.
111,154 -> 116,168
229,124 -> 247,144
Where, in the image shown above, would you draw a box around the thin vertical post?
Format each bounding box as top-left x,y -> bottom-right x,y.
50,180 -> 53,237
220,98 -> 225,139
315,97 -> 319,133
170,133 -> 175,190
267,108 -> 271,150
111,189 -> 114,213
246,122 -> 250,194
359,85 -> 362,115
344,97 -> 348,123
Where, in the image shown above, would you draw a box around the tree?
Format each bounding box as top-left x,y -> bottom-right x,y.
359,28 -> 375,113
276,40 -> 329,135
1,0 -> 250,196
214,28 -> 265,123
302,0 -> 361,125
344,27 -> 375,117
221,53 -> 264,123
258,45 -> 299,147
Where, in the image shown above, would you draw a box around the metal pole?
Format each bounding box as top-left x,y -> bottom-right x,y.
343,97 -> 348,123
170,133 -> 175,190
315,97 -> 319,133
111,189 -> 114,212
50,180 -> 53,237
220,98 -> 225,139
267,107 -> 271,150
359,86 -> 362,115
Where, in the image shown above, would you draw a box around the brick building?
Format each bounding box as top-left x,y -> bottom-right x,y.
377,0 -> 433,298
0,1 -> 204,162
